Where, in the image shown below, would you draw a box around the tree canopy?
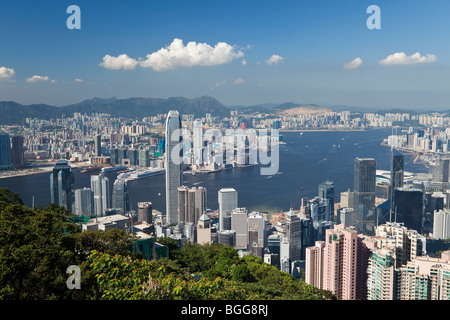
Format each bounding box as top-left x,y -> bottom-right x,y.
0,187 -> 335,300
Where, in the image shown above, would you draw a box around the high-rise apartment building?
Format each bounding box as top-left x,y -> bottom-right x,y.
433,209 -> 450,240
367,247 -> 396,300
353,157 -> 377,235
165,110 -> 183,225
397,253 -> 450,300
50,160 -> 75,212
374,222 -> 425,268
305,224 -> 376,300
218,188 -> 238,231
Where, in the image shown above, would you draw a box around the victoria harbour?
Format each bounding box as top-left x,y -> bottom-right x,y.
0,128 -> 426,214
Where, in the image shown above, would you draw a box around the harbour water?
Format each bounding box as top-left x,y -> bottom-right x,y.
0,128 -> 427,214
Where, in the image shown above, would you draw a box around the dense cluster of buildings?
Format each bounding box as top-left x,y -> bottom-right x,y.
5,107 -> 450,299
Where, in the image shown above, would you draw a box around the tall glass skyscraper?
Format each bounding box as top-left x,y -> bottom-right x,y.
389,150 -> 404,216
0,131 -> 12,171
353,157 -> 376,235
318,181 -> 335,214
165,110 -> 183,225
91,173 -> 110,217
74,187 -> 93,217
111,178 -> 130,214
11,135 -> 24,168
218,188 -> 238,231
50,160 -> 75,212
193,119 -> 203,165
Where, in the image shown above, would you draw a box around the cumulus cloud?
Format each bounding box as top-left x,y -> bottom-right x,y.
0,67 -> 15,79
344,57 -> 363,69
139,38 -> 244,71
265,54 -> 284,65
74,78 -> 84,83
379,52 -> 437,66
99,54 -> 138,70
26,75 -> 51,83
234,78 -> 245,84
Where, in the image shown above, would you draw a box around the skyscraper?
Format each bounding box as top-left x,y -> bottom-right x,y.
177,186 -> 206,225
353,157 -> 377,235
165,110 -> 183,225
74,187 -> 93,217
94,134 -> 102,157
390,150 -> 404,215
285,208 -> 302,262
197,213 -> 211,245
248,212 -> 266,250
137,202 -> 152,224
231,207 -> 248,250
50,160 -> 75,212
393,188 -> 424,234
90,173 -> 110,217
0,132 -> 12,171
11,135 -> 24,168
218,188 -> 238,231
193,119 -> 203,165
111,178 -> 130,214
318,181 -> 335,214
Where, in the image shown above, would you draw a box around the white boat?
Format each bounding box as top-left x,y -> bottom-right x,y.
101,165 -> 127,173
125,168 -> 165,181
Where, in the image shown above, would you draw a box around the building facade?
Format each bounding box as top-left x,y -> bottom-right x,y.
165,110 -> 183,225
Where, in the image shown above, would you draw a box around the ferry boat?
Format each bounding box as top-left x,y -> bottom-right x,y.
125,168 -> 165,181
101,165 -> 127,173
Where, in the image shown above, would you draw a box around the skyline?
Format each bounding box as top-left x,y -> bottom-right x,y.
1,1 -> 450,110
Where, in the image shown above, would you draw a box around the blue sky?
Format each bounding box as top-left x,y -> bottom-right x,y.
0,0 -> 450,110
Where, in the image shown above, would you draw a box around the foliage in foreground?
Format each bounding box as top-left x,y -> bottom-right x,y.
0,187 -> 335,300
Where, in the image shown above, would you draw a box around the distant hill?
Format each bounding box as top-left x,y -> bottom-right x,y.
0,95 -> 230,125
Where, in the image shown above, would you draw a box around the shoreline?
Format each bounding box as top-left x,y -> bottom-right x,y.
280,129 -> 365,132
0,161 -> 91,180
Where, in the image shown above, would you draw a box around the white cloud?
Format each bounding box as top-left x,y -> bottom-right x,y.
234,78 -> 245,84
344,57 -> 363,69
379,52 -> 437,66
0,67 -> 15,79
99,54 -> 138,70
139,38 -> 244,71
209,80 -> 227,91
265,54 -> 284,65
26,75 -> 51,83
241,59 -> 247,66
74,78 -> 84,83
